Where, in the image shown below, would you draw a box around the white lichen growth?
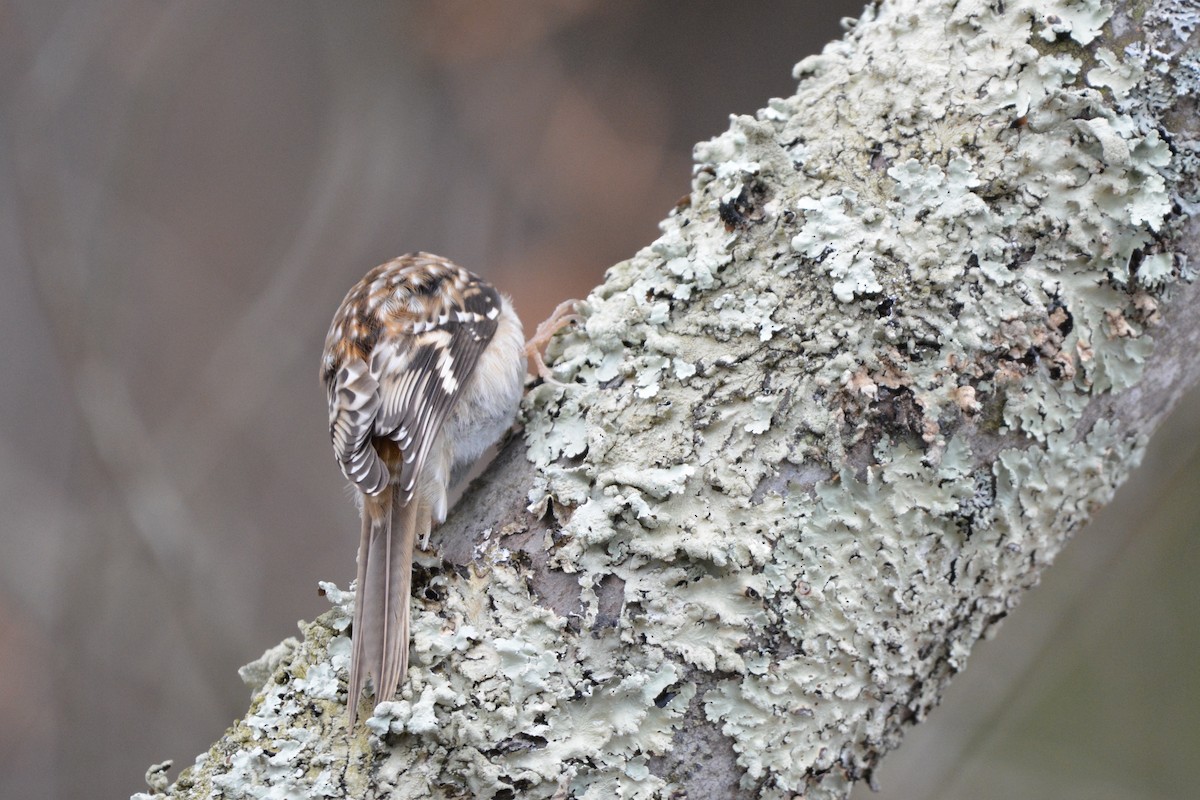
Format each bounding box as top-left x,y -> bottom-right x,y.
517,0 -> 1194,797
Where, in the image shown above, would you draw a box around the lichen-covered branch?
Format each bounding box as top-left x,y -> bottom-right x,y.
136,1 -> 1200,799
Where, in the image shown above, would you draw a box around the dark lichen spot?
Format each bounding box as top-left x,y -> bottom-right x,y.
1128,247 -> 1145,280
871,385 -> 928,446
1049,298 -> 1074,335
1007,245 -> 1036,271
868,141 -> 892,172
718,180 -> 770,231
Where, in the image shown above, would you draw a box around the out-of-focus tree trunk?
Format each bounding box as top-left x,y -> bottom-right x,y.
135,1 -> 1199,798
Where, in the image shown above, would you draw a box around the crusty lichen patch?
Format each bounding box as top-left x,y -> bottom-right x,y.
520,1 -> 1194,797
136,2 -> 1198,799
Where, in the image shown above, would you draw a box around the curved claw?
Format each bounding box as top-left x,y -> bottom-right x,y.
526,298 -> 581,385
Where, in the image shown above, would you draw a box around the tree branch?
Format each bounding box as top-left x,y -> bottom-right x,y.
135,1 -> 1200,798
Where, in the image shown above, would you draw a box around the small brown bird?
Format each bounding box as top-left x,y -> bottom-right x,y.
321,253 -> 526,725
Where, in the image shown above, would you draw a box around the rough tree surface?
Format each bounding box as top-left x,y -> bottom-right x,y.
135,1 -> 1200,798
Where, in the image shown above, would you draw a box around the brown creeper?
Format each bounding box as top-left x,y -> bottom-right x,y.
321,253 -> 525,725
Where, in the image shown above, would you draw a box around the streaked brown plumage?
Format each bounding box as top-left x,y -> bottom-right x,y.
322,253 -> 525,726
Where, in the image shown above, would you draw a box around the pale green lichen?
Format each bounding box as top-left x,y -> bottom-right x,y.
137,1 -> 1198,799
518,0 -> 1194,797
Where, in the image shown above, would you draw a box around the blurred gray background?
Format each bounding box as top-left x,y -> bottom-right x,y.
1,3 -> 1195,799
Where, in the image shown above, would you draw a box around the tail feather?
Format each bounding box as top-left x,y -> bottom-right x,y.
379,487 -> 419,705
347,509 -> 373,726
347,487 -> 419,726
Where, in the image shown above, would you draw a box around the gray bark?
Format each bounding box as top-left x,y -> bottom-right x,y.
135,1 -> 1200,798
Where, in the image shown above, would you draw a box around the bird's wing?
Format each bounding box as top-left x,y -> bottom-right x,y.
326,355 -> 386,495
371,279 -> 502,502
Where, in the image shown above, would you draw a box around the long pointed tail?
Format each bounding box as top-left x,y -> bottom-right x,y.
347,486 -> 420,726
